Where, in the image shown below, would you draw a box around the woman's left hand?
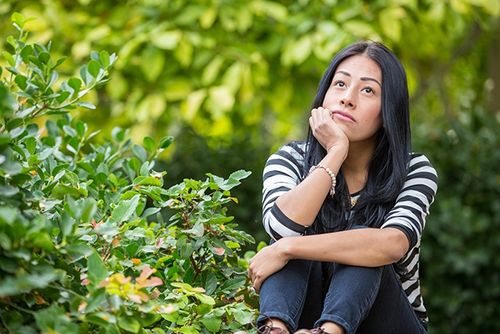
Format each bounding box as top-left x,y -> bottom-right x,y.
248,239 -> 289,292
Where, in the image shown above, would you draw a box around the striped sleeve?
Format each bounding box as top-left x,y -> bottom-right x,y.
381,154 -> 438,249
262,142 -> 307,240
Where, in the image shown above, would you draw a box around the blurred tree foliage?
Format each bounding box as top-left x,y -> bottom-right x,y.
0,0 -> 499,333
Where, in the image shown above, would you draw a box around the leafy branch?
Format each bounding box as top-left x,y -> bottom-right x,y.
0,12 -> 116,131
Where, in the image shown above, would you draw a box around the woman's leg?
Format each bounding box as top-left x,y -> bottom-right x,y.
316,263 -> 426,334
257,258 -> 325,331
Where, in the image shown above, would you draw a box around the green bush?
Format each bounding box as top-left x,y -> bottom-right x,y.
416,108 -> 500,333
0,14 -> 257,333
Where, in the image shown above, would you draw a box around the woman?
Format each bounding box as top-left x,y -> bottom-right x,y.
248,41 -> 438,334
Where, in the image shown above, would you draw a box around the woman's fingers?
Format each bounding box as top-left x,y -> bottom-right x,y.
310,106 -> 349,152
310,107 -> 331,122
310,107 -> 334,144
247,259 -> 262,292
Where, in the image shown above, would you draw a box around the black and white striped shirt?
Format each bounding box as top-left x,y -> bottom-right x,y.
262,141 -> 438,323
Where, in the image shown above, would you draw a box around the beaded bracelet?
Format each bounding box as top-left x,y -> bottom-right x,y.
308,164 -> 336,196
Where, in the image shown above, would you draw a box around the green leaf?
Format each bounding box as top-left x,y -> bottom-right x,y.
65,243 -> 93,263
80,64 -> 92,85
68,77 -> 82,94
140,46 -> 164,82
184,221 -> 204,237
51,184 -> 83,199
194,293 -> 215,306
151,30 -> 181,50
75,120 -> 86,137
60,211 -> 76,238
219,277 -> 246,294
141,207 -> 161,218
0,186 -> 19,198
379,7 -> 405,41
252,1 -> 287,21
111,127 -> 126,142
38,51 -> 50,65
56,90 -> 71,103
110,194 -> 140,223
159,136 -> 174,149
87,312 -> 117,327
47,70 -> 58,87
2,51 -> 15,67
118,316 -> 140,333
201,313 -> 222,332
63,125 -> 77,137
34,304 -> 79,333
85,288 -> 107,312
87,59 -> 101,78
231,305 -> 254,325
143,136 -> 156,154
81,197 -> 97,223
11,12 -> 25,29
76,101 -> 96,110
204,272 -> 218,295
132,144 -> 147,162
0,207 -> 18,224
53,56 -> 67,70
14,74 -> 27,89
99,50 -> 110,67
133,176 -> 162,186
20,45 -> 33,61
87,251 -> 108,286
202,56 -> 224,85
0,269 -> 58,297
95,221 -> 119,240
229,169 -> 252,181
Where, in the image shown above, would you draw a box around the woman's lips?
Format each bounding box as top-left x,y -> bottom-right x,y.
332,111 -> 355,122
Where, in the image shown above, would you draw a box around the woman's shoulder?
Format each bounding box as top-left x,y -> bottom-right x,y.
272,140 -> 307,159
408,153 -> 438,177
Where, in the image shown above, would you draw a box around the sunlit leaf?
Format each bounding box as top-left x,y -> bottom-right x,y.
151,30 -> 181,50
87,251 -> 108,286
110,194 -> 140,223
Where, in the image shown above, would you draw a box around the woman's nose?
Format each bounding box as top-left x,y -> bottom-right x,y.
340,95 -> 355,108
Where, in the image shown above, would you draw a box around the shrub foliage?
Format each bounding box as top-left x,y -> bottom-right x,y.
0,15 -> 257,333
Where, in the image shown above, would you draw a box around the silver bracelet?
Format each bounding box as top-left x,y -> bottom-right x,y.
308,164 -> 336,196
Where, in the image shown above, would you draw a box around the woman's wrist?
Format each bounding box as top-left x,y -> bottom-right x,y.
276,237 -> 294,261
326,141 -> 349,157
325,143 -> 349,165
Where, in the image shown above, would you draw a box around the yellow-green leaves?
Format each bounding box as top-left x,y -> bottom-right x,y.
379,7 -> 406,42
151,30 -> 182,50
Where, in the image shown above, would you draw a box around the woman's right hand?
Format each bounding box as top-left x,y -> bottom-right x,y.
309,107 -> 349,154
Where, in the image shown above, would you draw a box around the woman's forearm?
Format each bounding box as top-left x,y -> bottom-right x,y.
277,227 -> 410,267
275,145 -> 348,227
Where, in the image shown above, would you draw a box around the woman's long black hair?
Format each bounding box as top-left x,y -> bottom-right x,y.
303,41 -> 411,232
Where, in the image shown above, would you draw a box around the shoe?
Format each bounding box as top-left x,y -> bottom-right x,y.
311,329 -> 331,334
294,328 -> 331,334
258,324 -> 289,334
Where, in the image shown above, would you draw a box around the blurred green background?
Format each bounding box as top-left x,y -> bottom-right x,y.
1,0 -> 499,333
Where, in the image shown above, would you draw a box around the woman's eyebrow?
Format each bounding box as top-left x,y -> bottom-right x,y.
335,70 -> 382,87
361,77 -> 382,87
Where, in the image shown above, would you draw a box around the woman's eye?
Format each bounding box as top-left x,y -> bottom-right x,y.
334,80 -> 345,87
363,87 -> 374,94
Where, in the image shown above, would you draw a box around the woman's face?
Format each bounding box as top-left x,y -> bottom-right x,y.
323,54 -> 383,145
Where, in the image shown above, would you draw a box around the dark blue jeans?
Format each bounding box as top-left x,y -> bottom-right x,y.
257,248 -> 427,333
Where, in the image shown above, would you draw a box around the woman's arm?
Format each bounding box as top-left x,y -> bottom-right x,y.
262,108 -> 348,239
275,145 -> 347,226
250,154 -> 438,291
249,227 -> 408,291
282,227 -> 408,265
275,107 -> 349,226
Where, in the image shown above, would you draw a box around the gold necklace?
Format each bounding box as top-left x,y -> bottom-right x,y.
350,196 -> 358,207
